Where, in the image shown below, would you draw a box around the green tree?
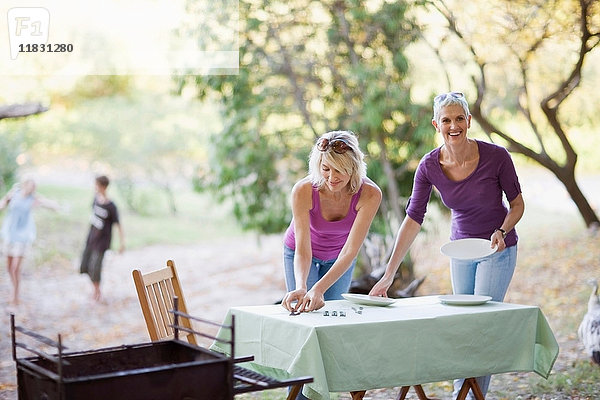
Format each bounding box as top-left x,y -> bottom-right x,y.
0,102 -> 48,191
0,132 -> 20,192
60,94 -> 209,215
13,78 -> 212,216
178,0 -> 435,244
424,0 -> 600,228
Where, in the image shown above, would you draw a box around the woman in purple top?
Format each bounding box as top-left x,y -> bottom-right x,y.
369,92 -> 525,398
281,130 -> 382,315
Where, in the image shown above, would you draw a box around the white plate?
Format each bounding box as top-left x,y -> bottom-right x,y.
438,294 -> 492,305
440,238 -> 497,260
341,293 -> 395,307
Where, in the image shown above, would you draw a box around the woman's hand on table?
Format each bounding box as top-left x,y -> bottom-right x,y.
282,289 -> 306,312
297,289 -> 325,312
368,275 -> 393,297
282,288 -> 325,313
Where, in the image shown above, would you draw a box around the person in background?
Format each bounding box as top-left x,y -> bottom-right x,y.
1,178 -> 60,305
281,130 -> 382,314
369,92 -> 524,399
80,175 -> 125,303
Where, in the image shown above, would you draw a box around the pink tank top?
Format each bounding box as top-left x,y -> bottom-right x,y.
283,184 -> 363,260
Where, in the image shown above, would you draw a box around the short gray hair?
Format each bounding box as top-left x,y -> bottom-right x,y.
432,92 -> 470,124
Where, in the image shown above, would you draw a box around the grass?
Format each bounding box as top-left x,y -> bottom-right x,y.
530,360 -> 600,397
28,182 -> 246,267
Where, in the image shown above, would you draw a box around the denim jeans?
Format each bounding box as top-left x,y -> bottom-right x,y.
450,245 -> 518,399
283,246 -> 356,399
283,245 -> 356,301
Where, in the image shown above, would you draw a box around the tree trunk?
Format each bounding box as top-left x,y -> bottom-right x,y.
549,165 -> 600,229
471,108 -> 600,230
375,135 -> 404,229
163,183 -> 178,215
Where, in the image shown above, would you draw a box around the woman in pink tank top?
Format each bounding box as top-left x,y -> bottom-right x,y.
281,130 -> 382,314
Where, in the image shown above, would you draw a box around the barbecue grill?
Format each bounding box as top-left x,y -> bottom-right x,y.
11,307 -> 312,400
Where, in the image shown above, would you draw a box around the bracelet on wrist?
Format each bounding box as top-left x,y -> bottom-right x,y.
495,228 -> 507,239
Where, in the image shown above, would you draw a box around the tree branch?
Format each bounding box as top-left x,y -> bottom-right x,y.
0,102 -> 48,120
265,24 -> 318,137
515,58 -> 548,156
539,0 -> 598,169
332,1 -> 360,67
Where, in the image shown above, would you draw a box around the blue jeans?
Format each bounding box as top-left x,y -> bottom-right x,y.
283,245 -> 356,300
283,246 -> 356,399
450,245 -> 518,399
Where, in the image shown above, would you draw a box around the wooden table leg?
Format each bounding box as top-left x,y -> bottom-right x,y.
396,385 -> 437,400
414,384 -> 433,400
456,378 -> 486,400
456,381 -> 470,400
350,390 -> 366,399
286,384 -> 302,400
396,386 -> 410,400
466,378 -> 485,400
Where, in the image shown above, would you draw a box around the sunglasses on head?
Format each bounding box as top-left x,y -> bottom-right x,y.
434,92 -> 464,103
316,137 -> 352,154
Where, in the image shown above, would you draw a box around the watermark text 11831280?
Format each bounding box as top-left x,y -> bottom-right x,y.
19,43 -> 73,53
2,1 -> 240,75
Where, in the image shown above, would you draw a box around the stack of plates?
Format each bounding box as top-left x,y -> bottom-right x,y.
438,294 -> 492,305
341,293 -> 395,307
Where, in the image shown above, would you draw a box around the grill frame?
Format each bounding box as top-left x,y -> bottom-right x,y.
11,305 -> 313,400
15,340 -> 233,400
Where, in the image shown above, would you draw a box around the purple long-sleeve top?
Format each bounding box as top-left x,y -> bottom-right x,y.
406,140 -> 522,247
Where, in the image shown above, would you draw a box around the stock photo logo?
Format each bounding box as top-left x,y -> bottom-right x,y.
3,1 -> 237,75
7,7 -> 50,60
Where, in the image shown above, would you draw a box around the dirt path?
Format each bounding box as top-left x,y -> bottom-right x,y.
0,234 -> 287,399
1,230 -> 593,400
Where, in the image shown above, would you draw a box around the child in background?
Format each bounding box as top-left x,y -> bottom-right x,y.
80,175 -> 125,303
1,178 -> 60,305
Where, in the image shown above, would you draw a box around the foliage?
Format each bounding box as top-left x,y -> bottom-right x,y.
68,75 -> 133,104
0,128 -> 21,191
8,86 -> 216,215
178,0 -> 436,237
0,102 -> 51,191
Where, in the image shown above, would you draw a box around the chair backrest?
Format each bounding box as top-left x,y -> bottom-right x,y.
132,259 -> 198,345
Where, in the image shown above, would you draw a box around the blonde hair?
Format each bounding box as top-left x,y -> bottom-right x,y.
308,130 -> 366,194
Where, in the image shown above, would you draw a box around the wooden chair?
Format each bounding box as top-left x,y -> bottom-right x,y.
132,259 -> 197,345
132,260 -> 311,399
